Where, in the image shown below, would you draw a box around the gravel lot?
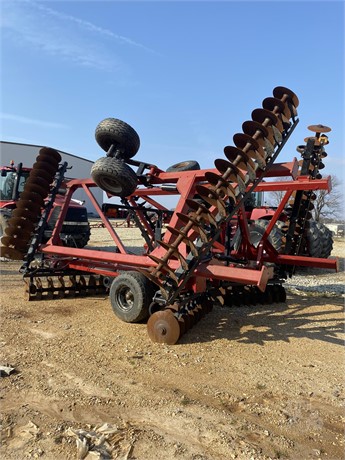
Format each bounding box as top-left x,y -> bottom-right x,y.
0,228 -> 344,460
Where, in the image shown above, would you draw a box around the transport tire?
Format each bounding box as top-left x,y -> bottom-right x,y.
166,160 -> 200,172
95,118 -> 140,159
109,271 -> 154,323
91,157 -> 137,197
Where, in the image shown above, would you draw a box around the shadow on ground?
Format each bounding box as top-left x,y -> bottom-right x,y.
179,294 -> 344,347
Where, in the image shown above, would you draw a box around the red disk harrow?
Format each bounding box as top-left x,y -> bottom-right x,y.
1,86 -> 338,344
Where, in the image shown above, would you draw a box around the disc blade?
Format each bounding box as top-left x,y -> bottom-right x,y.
26,176 -> 51,190
29,168 -> 55,183
147,310 -> 181,344
1,236 -> 29,250
25,182 -> 49,198
7,217 -> 35,232
19,192 -> 44,207
32,161 -> 58,176
0,246 -> 24,260
272,86 -> 299,108
38,146 -> 62,163
4,226 -> 32,240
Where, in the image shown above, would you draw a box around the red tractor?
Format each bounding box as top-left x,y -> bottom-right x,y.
0,160 -> 91,250
236,191 -> 334,260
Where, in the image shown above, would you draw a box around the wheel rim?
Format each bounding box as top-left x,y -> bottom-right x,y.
100,177 -> 123,194
116,285 -> 134,312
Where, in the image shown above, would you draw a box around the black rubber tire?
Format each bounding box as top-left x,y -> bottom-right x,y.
166,160 -> 201,172
109,271 -> 154,323
233,219 -> 284,253
316,222 -> 333,258
91,157 -> 137,197
95,118 -> 140,159
306,220 -> 322,258
0,211 -> 11,238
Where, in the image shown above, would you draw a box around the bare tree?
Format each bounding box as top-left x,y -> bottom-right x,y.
313,175 -> 343,222
264,177 -> 293,208
263,175 -> 343,222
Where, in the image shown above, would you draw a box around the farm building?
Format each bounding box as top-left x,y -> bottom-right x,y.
0,141 -> 103,213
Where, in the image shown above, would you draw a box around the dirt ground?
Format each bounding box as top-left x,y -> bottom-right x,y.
0,234 -> 344,460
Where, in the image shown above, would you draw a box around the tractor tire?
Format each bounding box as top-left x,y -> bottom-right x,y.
233,219 -> 284,253
0,211 -> 11,239
95,118 -> 140,159
306,220 -> 322,258
316,222 -> 333,258
91,157 -> 137,197
109,271 -> 154,323
166,160 -> 200,172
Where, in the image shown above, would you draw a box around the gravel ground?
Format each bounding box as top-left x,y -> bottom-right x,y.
87,219 -> 345,297
0,227 -> 344,460
284,239 -> 345,297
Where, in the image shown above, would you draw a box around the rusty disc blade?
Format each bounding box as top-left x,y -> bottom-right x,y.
36,153 -> 60,168
262,97 -> 290,119
272,86 -> 299,108
195,184 -> 220,201
17,190 -> 44,208
180,311 -> 194,330
166,226 -> 199,256
5,225 -> 32,240
11,207 -> 39,222
296,145 -> 305,154
0,246 -> 24,260
205,171 -> 232,188
176,211 -> 210,241
224,145 -> 255,170
148,254 -> 178,283
1,236 -> 28,252
307,124 -> 331,133
7,217 -> 35,231
242,120 -> 274,145
29,168 -> 55,183
205,171 -> 225,187
186,198 -> 210,214
185,199 -> 217,226
1,235 -> 29,250
194,185 -> 227,216
147,310 -> 180,344
233,132 -> 264,153
16,199 -> 42,214
205,171 -> 237,202
32,161 -> 58,176
251,108 -> 283,132
157,240 -> 188,269
25,182 -> 49,198
214,159 -> 245,182
26,176 -> 51,190
176,317 -> 188,335
38,146 -> 62,163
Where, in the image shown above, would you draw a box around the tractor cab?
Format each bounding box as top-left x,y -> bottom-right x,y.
0,162 -> 31,203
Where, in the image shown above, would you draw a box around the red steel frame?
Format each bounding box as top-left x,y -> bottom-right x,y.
40,158 -> 338,294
